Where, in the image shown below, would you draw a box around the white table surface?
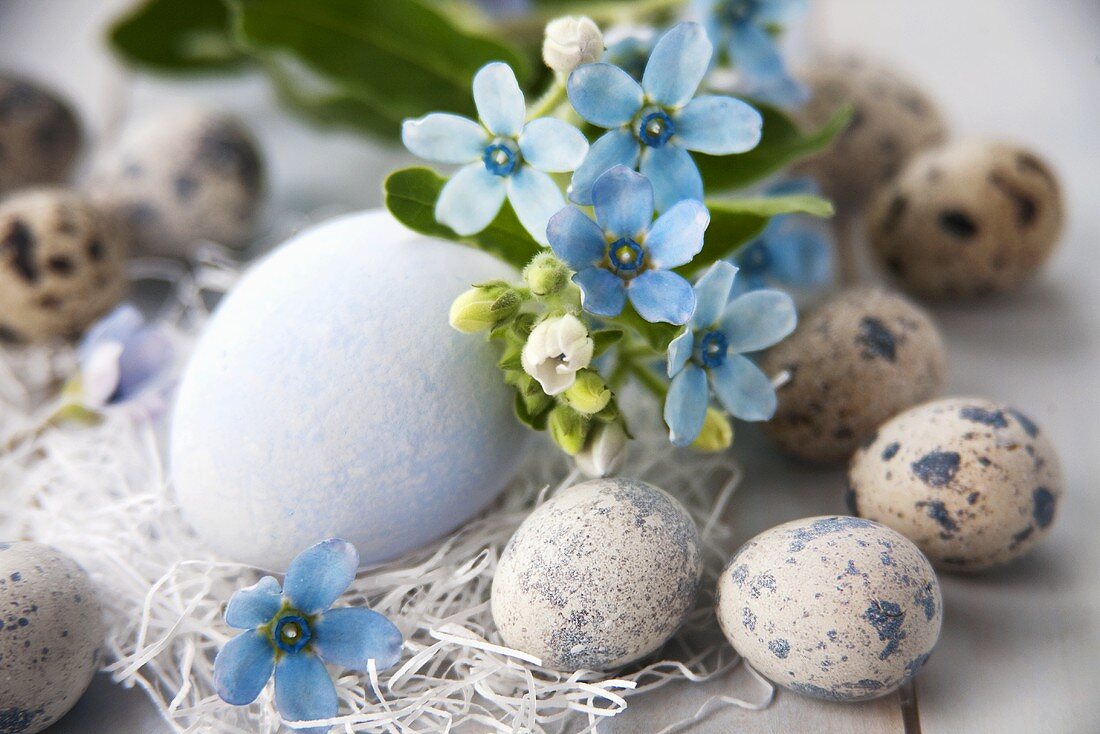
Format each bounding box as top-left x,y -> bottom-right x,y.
1,1 -> 1097,732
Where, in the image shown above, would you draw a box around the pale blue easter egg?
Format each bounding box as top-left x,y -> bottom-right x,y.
171,210 -> 526,570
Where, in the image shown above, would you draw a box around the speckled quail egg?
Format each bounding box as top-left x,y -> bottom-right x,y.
0,542 -> 105,734
793,54 -> 947,209
760,287 -> 946,464
0,75 -> 82,196
848,397 -> 1062,571
0,188 -> 127,343
491,477 -> 702,671
716,516 -> 942,702
867,140 -> 1064,298
89,108 -> 264,258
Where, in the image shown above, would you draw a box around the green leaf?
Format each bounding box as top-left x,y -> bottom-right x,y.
227,0 -> 531,128
591,329 -> 623,358
109,0 -> 247,73
616,305 -> 681,353
264,60 -> 403,140
687,193 -> 834,275
695,103 -> 853,193
384,167 -> 542,270
514,390 -> 552,431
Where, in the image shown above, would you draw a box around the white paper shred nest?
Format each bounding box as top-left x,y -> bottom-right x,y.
0,248 -> 774,734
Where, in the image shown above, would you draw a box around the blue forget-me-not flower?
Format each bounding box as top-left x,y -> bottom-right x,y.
567,22 -> 763,211
75,303 -> 173,410
693,0 -> 809,107
664,261 -> 796,446
402,62 -> 588,244
548,165 -> 707,325
214,539 -> 403,734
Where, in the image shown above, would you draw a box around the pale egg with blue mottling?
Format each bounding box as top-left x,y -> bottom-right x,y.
172,210 -> 527,571
491,478 -> 703,671
716,516 -> 942,701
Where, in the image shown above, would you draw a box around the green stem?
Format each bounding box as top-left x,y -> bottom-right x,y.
527,77 -> 568,121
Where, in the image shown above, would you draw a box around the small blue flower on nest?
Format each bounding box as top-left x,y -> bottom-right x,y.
76,303 -> 173,409
214,539 -> 403,734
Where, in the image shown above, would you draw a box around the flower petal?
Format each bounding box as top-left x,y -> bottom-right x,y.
507,167 -> 565,246
743,75 -> 809,108
283,538 -> 358,615
674,95 -> 762,155
473,62 -> 525,137
80,342 -> 124,408
642,22 -> 712,108
114,327 -> 174,401
767,225 -> 833,286
401,113 -> 487,164
568,129 -> 640,206
691,261 -> 738,329
645,199 -> 708,269
214,630 -> 275,705
719,289 -> 797,352
274,653 -> 338,734
728,22 -> 786,90
754,0 -> 809,24
664,364 -> 709,447
592,165 -> 654,238
313,608 -> 403,672
574,267 -> 627,317
435,162 -> 507,236
519,118 -> 589,173
225,576 -> 283,630
640,144 -> 704,212
79,303 -> 143,362
567,63 -> 644,128
628,270 -> 696,325
666,328 -> 694,378
709,353 -> 777,421
547,207 -> 607,269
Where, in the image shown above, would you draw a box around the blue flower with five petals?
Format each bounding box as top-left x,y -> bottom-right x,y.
693,0 -> 809,107
214,539 -> 403,734
402,62 -> 589,244
567,22 -> 763,212
548,166 -> 708,325
664,261 -> 796,446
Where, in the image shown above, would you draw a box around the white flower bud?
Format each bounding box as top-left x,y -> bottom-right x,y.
521,314 -> 594,396
542,16 -> 604,75
576,422 -> 628,478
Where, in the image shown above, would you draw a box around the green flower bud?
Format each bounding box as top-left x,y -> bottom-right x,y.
523,252 -> 571,297
548,404 -> 589,456
691,408 -> 734,453
562,369 -> 611,415
449,283 -> 521,333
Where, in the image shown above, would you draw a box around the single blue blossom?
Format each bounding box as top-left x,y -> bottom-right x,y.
402,62 -> 588,244
693,0 -> 809,107
567,22 -> 762,211
548,165 -> 707,325
729,178 -> 833,295
214,539 -> 403,734
664,261 -> 796,446
75,303 -> 173,410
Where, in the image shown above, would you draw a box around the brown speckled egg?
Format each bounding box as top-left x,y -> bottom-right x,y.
716,516 -> 942,702
794,54 -> 947,208
867,140 -> 1064,298
760,287 -> 946,464
848,397 -> 1062,571
89,108 -> 264,258
0,75 -> 82,195
0,542 -> 105,734
0,188 -> 127,343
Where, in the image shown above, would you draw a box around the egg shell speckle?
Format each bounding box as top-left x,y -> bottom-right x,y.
760,287 -> 946,464
491,478 -> 702,672
867,140 -> 1063,298
0,75 -> 82,196
171,210 -> 526,570
849,397 -> 1062,571
716,516 -> 942,702
89,108 -> 264,258
0,187 -> 128,343
0,542 -> 105,734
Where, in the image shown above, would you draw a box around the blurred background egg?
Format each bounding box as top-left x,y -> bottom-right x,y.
849,397 -> 1062,571
0,74 -> 82,196
171,210 -> 527,570
716,516 -> 942,702
491,478 -> 702,671
0,542 -> 105,734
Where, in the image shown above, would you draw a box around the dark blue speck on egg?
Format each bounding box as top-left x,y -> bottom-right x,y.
769,639 -> 791,659
913,583 -> 938,621
856,317 -> 897,362
1033,487 -> 1056,528
905,652 -> 932,679
959,406 -> 1008,428
863,600 -> 907,660
911,450 -> 961,487
917,500 -> 958,533
786,517 -> 873,553
742,608 -> 757,632
1007,408 -> 1039,438
881,442 -> 901,461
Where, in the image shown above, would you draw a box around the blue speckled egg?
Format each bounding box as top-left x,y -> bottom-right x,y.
0,542 -> 104,734
171,210 -> 526,570
491,478 -> 703,671
849,397 -> 1062,571
716,516 -> 942,701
